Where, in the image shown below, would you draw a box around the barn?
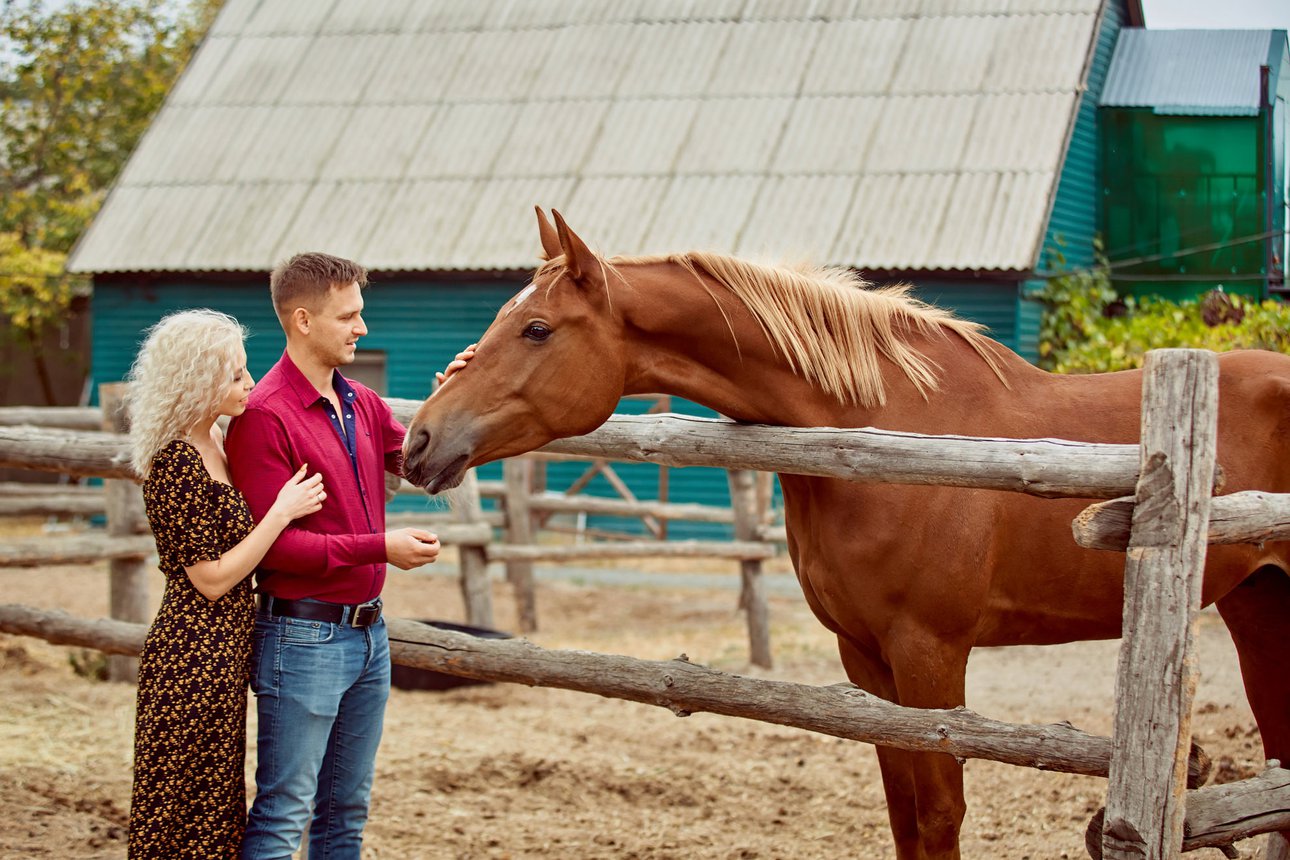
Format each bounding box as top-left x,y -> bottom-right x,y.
67,0 -> 1141,528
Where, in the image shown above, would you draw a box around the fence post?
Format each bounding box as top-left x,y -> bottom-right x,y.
1102,349 -> 1219,860
502,458 -> 538,632
453,468 -> 494,629
727,469 -> 771,668
100,383 -> 149,683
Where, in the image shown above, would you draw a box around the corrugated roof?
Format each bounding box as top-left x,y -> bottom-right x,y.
68,0 -> 1106,275
1100,29 -> 1280,115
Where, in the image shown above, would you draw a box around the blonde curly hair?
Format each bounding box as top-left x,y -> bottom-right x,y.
126,309 -> 248,478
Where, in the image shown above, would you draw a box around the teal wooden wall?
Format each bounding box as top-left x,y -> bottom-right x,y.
1020,0 -> 1128,356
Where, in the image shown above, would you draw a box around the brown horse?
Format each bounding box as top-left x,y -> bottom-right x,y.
403,209 -> 1290,859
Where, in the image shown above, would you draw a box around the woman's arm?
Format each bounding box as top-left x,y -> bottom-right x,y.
185,465 -> 324,601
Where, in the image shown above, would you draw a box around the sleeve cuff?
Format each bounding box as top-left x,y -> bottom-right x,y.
354,532 -> 387,565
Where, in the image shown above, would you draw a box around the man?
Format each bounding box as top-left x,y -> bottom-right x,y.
226,251 -> 447,859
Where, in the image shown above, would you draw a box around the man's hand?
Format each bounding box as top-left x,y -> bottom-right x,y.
385,528 -> 441,569
434,343 -> 478,387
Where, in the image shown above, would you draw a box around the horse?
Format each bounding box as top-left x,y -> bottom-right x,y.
402,208 -> 1290,859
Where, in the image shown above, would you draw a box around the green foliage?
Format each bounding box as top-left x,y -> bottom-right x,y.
0,231 -> 78,330
1035,259 -> 1290,374
1035,249 -> 1119,370
1,0 -> 219,251
0,0 -> 221,401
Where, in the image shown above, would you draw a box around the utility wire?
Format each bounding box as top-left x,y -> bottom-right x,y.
1040,228 -> 1289,279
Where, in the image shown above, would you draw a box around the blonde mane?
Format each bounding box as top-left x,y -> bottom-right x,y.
611,251 -> 1006,408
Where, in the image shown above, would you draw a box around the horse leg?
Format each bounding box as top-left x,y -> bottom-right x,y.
1214,565 -> 1290,855
885,630 -> 971,860
836,635 -> 924,860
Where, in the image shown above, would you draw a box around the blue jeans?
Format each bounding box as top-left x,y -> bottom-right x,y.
242,607 -> 390,860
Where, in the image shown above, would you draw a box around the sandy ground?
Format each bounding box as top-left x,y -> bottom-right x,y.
0,523 -> 1275,859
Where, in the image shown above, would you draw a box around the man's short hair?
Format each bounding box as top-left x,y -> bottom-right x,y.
270,252 -> 368,322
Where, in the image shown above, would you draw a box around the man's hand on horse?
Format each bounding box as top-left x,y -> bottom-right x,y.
435,343 -> 478,387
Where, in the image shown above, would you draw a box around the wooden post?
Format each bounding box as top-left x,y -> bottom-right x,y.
502,458 -> 538,632
452,468 -> 494,629
727,469 -> 772,668
100,383 -> 150,683
1102,349 -> 1219,860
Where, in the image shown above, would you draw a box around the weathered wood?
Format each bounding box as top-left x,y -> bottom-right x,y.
386,399 -> 1143,499
451,469 -> 493,628
1184,764 -> 1290,853
1264,832 -> 1290,860
485,540 -> 776,562
100,384 -> 150,684
8,413 -> 1144,501
1075,490 -> 1290,551
387,511 -> 507,529
1104,350 -> 1220,860
0,406 -> 102,430
0,604 -> 148,654
597,461 -> 664,538
525,491 -> 737,524
0,481 -> 100,496
0,534 -> 155,567
1086,765 -> 1290,858
0,495 -> 106,517
458,476 -> 743,529
0,604 -> 1210,782
756,523 -> 789,543
0,426 -> 135,479
502,458 -> 538,633
728,469 -> 772,669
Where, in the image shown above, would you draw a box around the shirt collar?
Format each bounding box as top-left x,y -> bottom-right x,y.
330,372 -> 358,408
277,350 -> 358,409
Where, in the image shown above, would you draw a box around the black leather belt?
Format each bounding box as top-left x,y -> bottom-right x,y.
258,594 -> 382,628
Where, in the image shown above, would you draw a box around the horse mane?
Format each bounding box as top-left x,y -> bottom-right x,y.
628,251 -> 1007,408
537,248 -> 1007,408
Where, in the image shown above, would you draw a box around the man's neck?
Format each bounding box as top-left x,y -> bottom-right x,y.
286,343 -> 338,398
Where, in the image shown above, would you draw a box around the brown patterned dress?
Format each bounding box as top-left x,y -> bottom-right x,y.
129,439 -> 256,859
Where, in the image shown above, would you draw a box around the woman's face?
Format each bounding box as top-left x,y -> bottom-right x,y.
216,347 -> 255,418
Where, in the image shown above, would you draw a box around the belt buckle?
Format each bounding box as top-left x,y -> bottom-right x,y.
351,600 -> 381,628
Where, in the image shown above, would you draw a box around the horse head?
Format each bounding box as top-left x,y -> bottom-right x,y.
402,209 -> 627,493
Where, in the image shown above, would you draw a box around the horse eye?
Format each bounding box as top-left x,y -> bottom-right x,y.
523,323 -> 552,342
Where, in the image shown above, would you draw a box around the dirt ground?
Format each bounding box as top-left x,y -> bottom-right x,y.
0,524 -> 1275,859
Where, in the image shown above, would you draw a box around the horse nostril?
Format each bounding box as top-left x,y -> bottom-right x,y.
405,426 -> 430,461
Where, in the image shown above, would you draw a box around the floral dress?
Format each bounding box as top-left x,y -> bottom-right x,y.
128,439 -> 256,859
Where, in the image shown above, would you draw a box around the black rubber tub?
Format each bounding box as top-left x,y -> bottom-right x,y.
390,620 -> 512,692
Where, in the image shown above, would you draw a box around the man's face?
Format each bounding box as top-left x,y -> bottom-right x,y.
309,281 -> 367,368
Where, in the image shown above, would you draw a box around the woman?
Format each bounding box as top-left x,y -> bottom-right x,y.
125,309 -> 325,858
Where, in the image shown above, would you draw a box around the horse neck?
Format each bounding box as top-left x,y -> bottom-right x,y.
612,260 -> 1025,431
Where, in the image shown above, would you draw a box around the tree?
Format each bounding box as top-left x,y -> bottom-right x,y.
0,0 -> 221,403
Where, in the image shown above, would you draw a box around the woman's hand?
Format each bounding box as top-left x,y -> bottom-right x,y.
267,464 -> 325,523
435,343 -> 478,387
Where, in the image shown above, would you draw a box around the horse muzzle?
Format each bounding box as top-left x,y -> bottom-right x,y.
402,424 -> 473,495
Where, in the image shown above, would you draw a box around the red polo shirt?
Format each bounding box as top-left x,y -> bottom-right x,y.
225,351 -> 405,604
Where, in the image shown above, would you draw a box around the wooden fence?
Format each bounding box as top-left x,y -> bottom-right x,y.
0,388 -> 786,667
3,350 -> 1290,857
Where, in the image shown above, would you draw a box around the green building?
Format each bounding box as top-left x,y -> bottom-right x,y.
1100,29 -> 1290,299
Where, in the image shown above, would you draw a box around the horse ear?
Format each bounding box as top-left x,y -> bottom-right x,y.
535,206 -> 560,261
552,209 -> 597,283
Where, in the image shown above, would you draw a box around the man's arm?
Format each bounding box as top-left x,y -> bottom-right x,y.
226,406 -> 386,574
